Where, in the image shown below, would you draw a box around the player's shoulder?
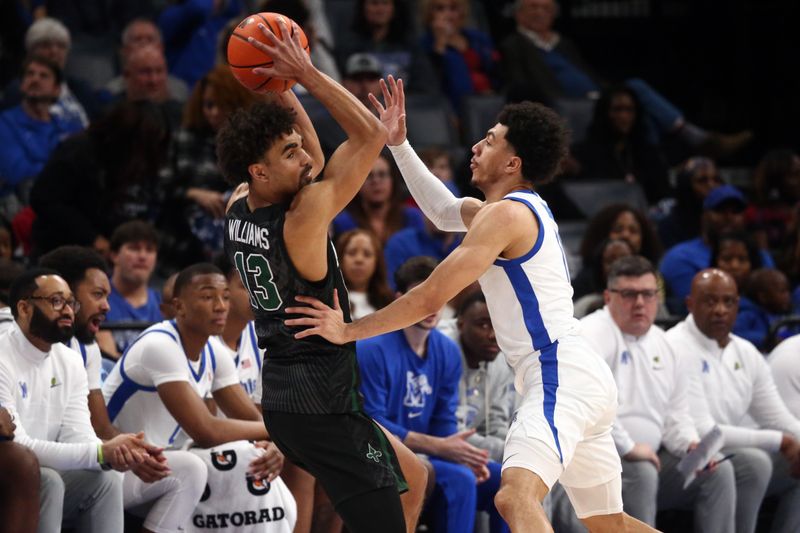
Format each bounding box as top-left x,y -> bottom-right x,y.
128,321 -> 183,354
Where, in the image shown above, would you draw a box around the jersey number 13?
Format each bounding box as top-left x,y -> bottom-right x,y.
234,251 -> 283,311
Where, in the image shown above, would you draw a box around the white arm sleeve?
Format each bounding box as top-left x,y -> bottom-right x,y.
389,141 -> 468,232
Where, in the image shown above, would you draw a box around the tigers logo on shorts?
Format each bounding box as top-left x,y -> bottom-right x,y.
200,483 -> 211,502
210,450 -> 237,471
246,476 -> 271,496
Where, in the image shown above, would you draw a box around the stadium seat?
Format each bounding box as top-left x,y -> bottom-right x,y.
553,98 -> 595,146
405,94 -> 459,149
561,179 -> 649,218
461,94 -> 506,145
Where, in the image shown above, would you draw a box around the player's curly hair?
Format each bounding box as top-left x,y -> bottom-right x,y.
216,101 -> 296,185
497,102 -> 569,186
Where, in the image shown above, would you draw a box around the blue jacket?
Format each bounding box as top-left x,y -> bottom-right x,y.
357,329 -> 461,441
0,106 -> 82,194
384,226 -> 461,289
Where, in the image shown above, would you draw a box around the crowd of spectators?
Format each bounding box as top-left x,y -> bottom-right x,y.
1,0 -> 799,532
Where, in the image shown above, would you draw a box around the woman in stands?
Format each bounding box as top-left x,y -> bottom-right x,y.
574,85 -> 670,204
336,228 -> 394,319
419,0 -> 500,112
573,203 -> 664,300
331,151 -> 425,243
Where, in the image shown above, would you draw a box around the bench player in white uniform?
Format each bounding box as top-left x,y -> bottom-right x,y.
285,78 -> 655,532
40,245 -> 211,533
103,264 -> 291,531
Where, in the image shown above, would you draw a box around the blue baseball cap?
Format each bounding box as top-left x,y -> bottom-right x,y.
703,184 -> 747,211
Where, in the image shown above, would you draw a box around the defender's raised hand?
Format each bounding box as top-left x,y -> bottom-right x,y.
249,17 -> 312,82
368,76 -> 407,146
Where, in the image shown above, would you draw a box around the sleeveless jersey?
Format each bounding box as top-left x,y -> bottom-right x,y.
224,198 -> 362,414
478,191 -> 580,375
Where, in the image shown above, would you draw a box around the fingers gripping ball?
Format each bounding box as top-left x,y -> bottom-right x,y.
227,12 -> 310,93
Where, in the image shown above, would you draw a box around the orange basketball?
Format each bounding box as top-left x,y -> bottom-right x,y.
227,12 -> 310,93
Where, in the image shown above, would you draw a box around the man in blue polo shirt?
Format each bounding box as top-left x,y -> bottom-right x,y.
356,256 -> 507,533
660,184 -> 774,313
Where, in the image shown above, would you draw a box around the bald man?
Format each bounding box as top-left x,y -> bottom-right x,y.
119,44 -> 182,127
665,269 -> 800,533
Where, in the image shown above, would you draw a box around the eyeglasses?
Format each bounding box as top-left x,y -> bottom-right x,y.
28,295 -> 81,313
608,288 -> 657,302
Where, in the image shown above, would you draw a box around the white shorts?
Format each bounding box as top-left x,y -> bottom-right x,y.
502,337 -> 622,516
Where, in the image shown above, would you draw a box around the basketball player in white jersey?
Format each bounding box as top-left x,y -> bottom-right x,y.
285,78 -> 655,532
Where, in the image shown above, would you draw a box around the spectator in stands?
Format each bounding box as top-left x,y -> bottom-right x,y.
168,64 -> 263,260
419,146 -> 460,196
660,185 -> 775,313
30,100 -> 171,256
0,258 -> 24,332
342,52 -> 386,110
159,272 -> 179,320
332,150 -> 425,242
657,156 -> 722,249
770,334 -> 800,418
572,238 -> 634,318
573,85 -> 670,204
735,268 -> 795,352
1,17 -> 96,126
356,257 -> 507,533
113,44 -> 184,128
104,18 -> 190,103
336,229 -> 394,319
573,204 -> 663,300
666,269 -> 800,533
500,0 -> 751,158
746,149 -> 800,252
384,216 -> 462,290
0,406 -> 41,533
581,256 -> 735,530
158,0 -> 244,89
419,0 -> 500,111
39,245 -> 210,533
0,55 -> 83,218
337,0 -> 439,94
96,221 -> 163,358
449,290 -> 515,463
709,231 -> 763,293
0,268 -> 157,532
102,263 -> 292,528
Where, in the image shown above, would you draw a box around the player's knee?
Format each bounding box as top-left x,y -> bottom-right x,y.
172,452 -> 209,497
493,484 -> 517,517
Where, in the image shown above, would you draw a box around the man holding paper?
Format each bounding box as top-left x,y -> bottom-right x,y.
579,256 -> 735,531
666,269 -> 800,533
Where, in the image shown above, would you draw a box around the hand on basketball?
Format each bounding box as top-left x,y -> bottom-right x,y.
249,17 -> 312,82
285,289 -> 351,344
368,76 -> 407,146
249,441 -> 285,482
623,442 -> 661,472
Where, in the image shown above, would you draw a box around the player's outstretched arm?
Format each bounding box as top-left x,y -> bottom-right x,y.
251,17 -> 386,221
285,201 -> 524,342
370,77 -> 482,230
158,381 -> 268,448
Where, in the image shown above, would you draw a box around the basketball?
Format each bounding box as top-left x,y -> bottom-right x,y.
227,12 -> 310,93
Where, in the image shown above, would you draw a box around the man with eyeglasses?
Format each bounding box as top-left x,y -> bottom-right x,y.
666,269 -> 800,533
0,268 -> 159,532
574,256 -> 736,531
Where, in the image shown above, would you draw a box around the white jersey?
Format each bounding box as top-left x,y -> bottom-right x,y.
216,321 -> 264,404
66,337 -> 103,391
102,320 -> 240,448
478,191 -> 580,382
